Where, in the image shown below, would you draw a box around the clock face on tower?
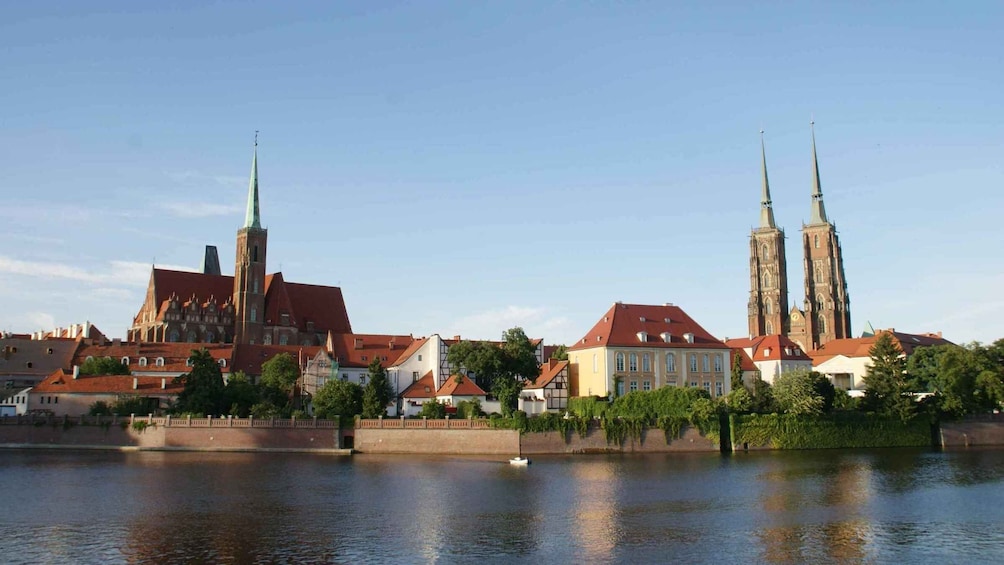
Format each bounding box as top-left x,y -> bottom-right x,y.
792,313 -> 800,320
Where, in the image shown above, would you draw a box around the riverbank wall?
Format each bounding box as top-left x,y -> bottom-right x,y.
0,415 -> 346,452
940,414 -> 1004,447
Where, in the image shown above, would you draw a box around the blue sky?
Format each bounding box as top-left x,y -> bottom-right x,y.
1,2 -> 1002,346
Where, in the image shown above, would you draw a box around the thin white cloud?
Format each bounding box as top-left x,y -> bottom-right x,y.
449,306 -> 577,344
0,256 -> 195,287
161,202 -> 244,218
167,170 -> 245,187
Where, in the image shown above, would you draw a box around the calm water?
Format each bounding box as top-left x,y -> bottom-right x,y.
1,448 -> 1003,564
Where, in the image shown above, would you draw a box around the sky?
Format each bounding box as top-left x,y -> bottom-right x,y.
1,2 -> 1002,347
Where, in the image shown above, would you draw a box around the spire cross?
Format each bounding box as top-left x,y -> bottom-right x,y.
255,130 -> 259,147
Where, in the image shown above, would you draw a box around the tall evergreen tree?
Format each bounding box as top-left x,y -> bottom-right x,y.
172,348 -> 226,416
731,352 -> 745,392
361,357 -> 393,418
862,333 -> 912,421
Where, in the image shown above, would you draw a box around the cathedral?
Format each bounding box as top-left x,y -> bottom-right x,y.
747,124 -> 851,351
128,141 -> 352,346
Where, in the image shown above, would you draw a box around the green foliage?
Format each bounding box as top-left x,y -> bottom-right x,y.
832,388 -> 858,411
361,357 -> 393,418
172,349 -> 227,416
732,412 -> 931,449
602,417 -> 645,446
111,395 -> 156,417
913,342 -> 1004,418
862,333 -> 913,421
606,386 -> 709,421
257,353 -> 301,416
224,371 -> 260,417
89,401 -> 111,416
567,396 -> 609,420
550,344 -> 568,361
456,398 -> 484,419
418,399 -> 446,419
750,375 -> 778,413
731,352 -> 745,392
131,420 -> 152,433
726,387 -> 753,413
772,368 -> 835,415
446,326 -> 540,417
79,357 -> 130,376
312,380 -> 363,424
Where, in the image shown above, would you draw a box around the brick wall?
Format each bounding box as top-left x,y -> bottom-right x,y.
354,429 -> 520,455
520,425 -> 718,454
941,419 -> 1004,447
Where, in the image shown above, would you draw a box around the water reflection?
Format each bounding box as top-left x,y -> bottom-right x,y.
570,457 -> 619,561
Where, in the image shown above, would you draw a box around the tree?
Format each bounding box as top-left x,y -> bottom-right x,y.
418,399 -> 446,419
259,353 -> 301,416
750,374 -> 778,413
312,379 -> 362,424
446,327 -> 540,417
862,333 -> 913,421
772,368 -> 833,415
731,352 -> 745,392
361,357 -> 393,418
550,344 -> 568,361
224,371 -> 260,417
726,386 -> 753,413
79,357 -> 130,376
172,349 -> 226,416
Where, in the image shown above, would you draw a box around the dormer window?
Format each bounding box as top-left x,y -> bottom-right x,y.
763,348 -> 771,358
684,333 -> 695,344
639,316 -> 646,323
664,318 -> 671,324
636,331 -> 648,343
155,357 -> 165,367
186,359 -> 193,367
121,357 -> 130,366
139,357 -> 148,367
660,332 -> 672,343
218,359 -> 227,367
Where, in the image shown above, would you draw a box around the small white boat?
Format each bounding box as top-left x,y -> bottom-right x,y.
509,457 -> 530,466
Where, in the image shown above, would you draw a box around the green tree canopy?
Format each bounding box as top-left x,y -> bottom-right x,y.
418,398 -> 446,419
224,371 -> 260,417
312,379 -> 362,424
550,344 -> 568,361
172,348 -> 226,416
447,327 -> 540,417
258,352 -> 302,416
750,375 -> 778,413
361,357 -> 393,418
772,368 -> 834,415
731,352 -> 745,392
79,356 -> 130,376
862,333 -> 913,421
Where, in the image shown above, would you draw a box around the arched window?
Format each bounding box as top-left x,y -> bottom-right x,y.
764,298 -> 772,316
218,359 -> 227,368
762,272 -> 771,288
121,357 -> 130,366
253,277 -> 259,294
186,331 -> 197,343
818,316 -> 826,333
253,245 -> 259,262
155,357 -> 165,367
814,234 -> 820,249
703,354 -> 709,372
169,330 -> 180,343
629,353 -> 638,372
816,294 -> 825,311
615,352 -> 625,372
762,244 -> 769,259
690,354 -> 698,372
642,353 -> 651,372
666,353 -> 676,372
138,357 -> 148,367
205,332 -> 215,343
250,307 -> 257,323
279,335 -> 289,346
714,354 -> 723,373
766,321 -> 774,334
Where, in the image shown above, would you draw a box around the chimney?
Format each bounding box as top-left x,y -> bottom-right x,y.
453,335 -> 461,341
388,337 -> 396,350
73,365 -> 80,379
70,325 -> 77,339
112,338 -> 121,347
354,338 -> 363,350
83,321 -> 91,338
161,378 -> 167,390
132,377 -> 138,390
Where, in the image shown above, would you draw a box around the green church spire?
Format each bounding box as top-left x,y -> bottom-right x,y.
759,130 -> 776,229
244,132 -> 261,229
809,121 -> 828,225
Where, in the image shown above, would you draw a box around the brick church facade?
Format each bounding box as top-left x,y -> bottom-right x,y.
128,141 -> 352,346
747,125 -> 851,351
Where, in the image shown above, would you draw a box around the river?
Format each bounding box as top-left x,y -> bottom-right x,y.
1,447 -> 1002,564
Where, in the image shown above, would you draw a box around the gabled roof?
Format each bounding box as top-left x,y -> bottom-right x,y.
569,303 -> 728,351
388,337 -> 429,367
725,335 -> 811,362
275,278 -> 352,335
808,330 -> 952,363
151,269 -> 233,316
326,332 -> 415,369
401,371 -> 437,399
731,348 -> 756,372
0,337 -> 79,377
73,342 -> 234,374
231,344 -> 322,376
437,375 -> 486,397
524,359 -> 568,390
33,370 -> 184,395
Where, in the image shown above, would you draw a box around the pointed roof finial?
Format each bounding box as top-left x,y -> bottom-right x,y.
809,120 -> 828,224
759,130 -> 776,229
244,133 -> 261,229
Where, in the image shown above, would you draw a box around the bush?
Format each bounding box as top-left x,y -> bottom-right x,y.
732,412 -> 931,449
89,401 -> 112,417
567,396 -> 609,419
418,399 -> 446,419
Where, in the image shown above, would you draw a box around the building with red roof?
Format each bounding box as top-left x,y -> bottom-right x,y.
29,369 -> 184,417
520,359 -> 569,415
568,302 -> 732,399
724,334 -> 813,385
128,143 -> 351,347
808,329 -> 952,392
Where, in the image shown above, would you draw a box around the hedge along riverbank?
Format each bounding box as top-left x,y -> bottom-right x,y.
730,412 -> 933,450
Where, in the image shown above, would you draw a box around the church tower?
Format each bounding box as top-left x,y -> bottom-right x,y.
748,132 -> 790,337
791,123 -> 851,350
234,137 -> 267,345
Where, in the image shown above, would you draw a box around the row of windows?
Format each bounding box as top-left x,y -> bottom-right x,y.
625,380 -> 726,397
89,356 -> 228,368
614,352 -> 723,373
40,396 -> 58,404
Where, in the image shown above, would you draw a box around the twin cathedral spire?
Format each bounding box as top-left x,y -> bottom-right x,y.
748,124 -> 851,351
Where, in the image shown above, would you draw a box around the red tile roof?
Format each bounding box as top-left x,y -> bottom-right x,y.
152,269 -> 233,317
230,344 -> 322,376
731,348 -> 757,372
73,342 -> 234,374
271,276 -> 352,335
569,303 -> 728,351
0,337 -> 79,377
808,330 -> 953,363
725,335 -> 811,362
388,337 -> 428,366
401,371 -> 437,399
437,375 -> 486,397
33,370 -> 184,395
326,332 -> 416,369
524,359 -> 568,389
